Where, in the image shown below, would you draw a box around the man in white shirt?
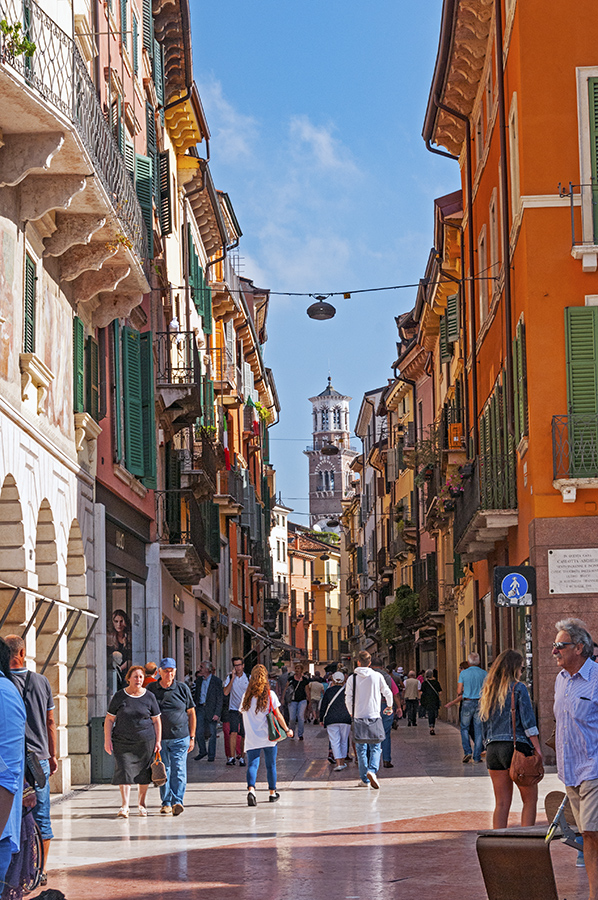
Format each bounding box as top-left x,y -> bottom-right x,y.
223,657 -> 249,766
345,650 -> 393,789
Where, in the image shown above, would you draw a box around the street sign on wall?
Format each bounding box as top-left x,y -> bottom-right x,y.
493,566 -> 536,607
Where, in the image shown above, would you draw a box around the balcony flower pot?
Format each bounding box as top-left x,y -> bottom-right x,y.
448,487 -> 462,498
459,463 -> 474,479
443,499 -> 456,511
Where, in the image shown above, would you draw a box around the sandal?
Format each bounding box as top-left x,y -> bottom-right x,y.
117,806 -> 129,818
138,805 -> 148,817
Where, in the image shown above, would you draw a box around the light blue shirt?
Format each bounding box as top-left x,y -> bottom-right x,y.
458,665 -> 487,699
0,672 -> 27,853
199,674 -> 212,705
554,656 -> 598,787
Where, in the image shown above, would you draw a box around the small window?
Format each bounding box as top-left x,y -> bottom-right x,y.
474,110 -> 484,166
23,253 -> 36,353
489,190 -> 500,283
508,94 -> 521,220
478,227 -> 488,324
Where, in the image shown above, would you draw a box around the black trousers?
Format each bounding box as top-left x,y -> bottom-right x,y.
406,699 -> 418,725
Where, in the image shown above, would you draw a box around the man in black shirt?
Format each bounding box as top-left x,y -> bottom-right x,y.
147,658 -> 196,816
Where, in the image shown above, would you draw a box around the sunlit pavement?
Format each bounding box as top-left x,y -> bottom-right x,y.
43,720 -> 585,900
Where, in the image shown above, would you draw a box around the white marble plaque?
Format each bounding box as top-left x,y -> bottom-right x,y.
548,548 -> 598,594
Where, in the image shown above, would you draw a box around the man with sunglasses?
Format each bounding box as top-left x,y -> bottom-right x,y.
553,617 -> 598,900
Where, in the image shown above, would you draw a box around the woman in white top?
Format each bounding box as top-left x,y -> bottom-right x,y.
241,664 -> 293,806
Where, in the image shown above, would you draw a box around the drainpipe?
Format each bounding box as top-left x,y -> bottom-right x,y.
427,97 -> 479,457
495,1 -> 515,438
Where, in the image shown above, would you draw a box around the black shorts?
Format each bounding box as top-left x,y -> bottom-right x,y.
228,709 -> 244,735
486,740 -> 534,771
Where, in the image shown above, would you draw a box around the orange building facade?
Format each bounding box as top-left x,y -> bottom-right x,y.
422,0 -> 598,746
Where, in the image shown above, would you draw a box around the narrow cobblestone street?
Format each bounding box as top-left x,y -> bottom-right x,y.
44,722 -> 584,899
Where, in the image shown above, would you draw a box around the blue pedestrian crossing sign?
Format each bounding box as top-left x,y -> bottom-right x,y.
493,566 -> 536,607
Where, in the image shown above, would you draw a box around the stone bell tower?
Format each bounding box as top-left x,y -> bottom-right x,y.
304,378 -> 358,528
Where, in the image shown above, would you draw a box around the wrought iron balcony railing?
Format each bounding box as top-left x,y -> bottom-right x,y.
174,427 -> 219,493
0,0 -> 147,262
553,414 -> 598,479
453,454 -> 517,549
155,490 -> 205,548
155,332 -> 201,385
211,347 -> 238,394
217,467 -> 244,507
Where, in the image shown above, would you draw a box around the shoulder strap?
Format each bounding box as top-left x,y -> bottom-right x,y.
21,670 -> 31,702
352,673 -> 356,719
323,687 -> 345,723
511,684 -> 517,748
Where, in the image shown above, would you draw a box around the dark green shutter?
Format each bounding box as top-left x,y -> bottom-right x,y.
111,96 -> 124,156
132,14 -> 139,74
142,0 -> 153,54
122,326 -> 144,477
24,253 -> 36,353
565,306 -> 598,476
513,321 -> 528,445
85,335 -> 100,421
446,293 -> 459,343
158,151 -> 172,235
113,320 -> 123,462
202,377 -> 214,428
140,332 -> 157,488
153,40 -> 164,123
356,546 -> 364,574
165,443 -> 181,541
439,315 -> 452,363
145,102 -> 158,204
120,0 -> 127,48
589,78 -> 598,243
73,316 -> 84,413
202,282 -> 212,335
125,141 -> 135,182
135,153 -> 153,258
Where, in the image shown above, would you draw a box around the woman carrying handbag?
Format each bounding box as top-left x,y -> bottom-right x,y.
241,665 -> 292,806
479,649 -> 543,829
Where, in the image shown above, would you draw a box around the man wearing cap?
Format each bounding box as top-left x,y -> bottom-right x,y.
146,658 -> 196,816
319,671 -> 352,770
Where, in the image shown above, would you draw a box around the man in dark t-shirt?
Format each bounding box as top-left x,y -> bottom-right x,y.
146,658 -> 196,816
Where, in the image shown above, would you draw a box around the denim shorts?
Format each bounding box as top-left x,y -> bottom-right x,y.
485,740 -> 533,771
32,757 -> 54,840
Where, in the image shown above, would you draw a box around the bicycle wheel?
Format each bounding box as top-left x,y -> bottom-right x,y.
22,821 -> 44,894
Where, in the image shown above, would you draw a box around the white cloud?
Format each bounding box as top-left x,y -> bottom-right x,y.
197,77 -> 259,163
289,115 -> 360,177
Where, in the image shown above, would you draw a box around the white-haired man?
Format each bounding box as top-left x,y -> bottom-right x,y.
553,618 -> 598,900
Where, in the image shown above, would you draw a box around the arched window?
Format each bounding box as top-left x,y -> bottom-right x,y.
333,407 -> 341,429
321,407 -> 329,430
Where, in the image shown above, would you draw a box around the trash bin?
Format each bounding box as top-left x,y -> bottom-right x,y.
90,716 -> 114,784
476,828 -> 559,900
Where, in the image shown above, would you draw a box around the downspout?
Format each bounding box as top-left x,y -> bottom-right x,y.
495,0 -> 515,438
427,97 -> 479,456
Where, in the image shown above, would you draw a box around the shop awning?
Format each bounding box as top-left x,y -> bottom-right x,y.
0,579 -> 98,681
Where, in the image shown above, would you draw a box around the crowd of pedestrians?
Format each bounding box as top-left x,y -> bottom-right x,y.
3,617 -> 598,897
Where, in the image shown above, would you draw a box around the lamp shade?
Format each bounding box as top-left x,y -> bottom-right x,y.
307,299 -> 336,320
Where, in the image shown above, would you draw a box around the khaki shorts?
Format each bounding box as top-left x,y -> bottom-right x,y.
566,779 -> 598,833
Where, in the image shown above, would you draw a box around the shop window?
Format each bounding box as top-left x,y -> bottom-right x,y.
106,571 -> 132,699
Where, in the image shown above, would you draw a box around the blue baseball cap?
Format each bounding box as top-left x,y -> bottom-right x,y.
159,658 -> 177,669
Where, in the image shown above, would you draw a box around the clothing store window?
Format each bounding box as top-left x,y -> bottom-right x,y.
106,571 -> 132,700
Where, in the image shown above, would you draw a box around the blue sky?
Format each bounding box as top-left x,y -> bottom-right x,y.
190,1 -> 458,521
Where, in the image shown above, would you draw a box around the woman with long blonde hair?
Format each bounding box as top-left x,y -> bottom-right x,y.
479,649 -> 542,828
241,664 -> 292,806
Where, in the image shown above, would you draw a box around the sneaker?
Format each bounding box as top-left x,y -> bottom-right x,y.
160,805 -> 172,815
238,757 -> 246,767
462,754 -> 472,763
357,780 -> 369,787
172,803 -> 184,816
334,764 -> 347,771
226,757 -> 236,766
299,736 -> 304,741
367,771 -> 380,789
383,761 -> 394,768
472,759 -> 483,764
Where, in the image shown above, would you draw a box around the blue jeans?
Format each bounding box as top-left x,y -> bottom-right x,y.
0,835 -> 12,887
32,757 -> 53,840
288,699 -> 307,738
460,699 -> 483,761
355,741 -> 382,782
246,745 -> 277,790
381,711 -> 393,762
196,707 -> 218,760
160,736 -> 190,806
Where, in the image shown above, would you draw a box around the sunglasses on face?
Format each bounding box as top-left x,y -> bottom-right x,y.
552,641 -> 576,650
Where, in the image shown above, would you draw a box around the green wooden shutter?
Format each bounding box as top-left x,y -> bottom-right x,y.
145,102 -> 158,204
140,331 -> 157,488
135,153 -> 153,258
153,40 -> 164,123
132,14 -> 139,74
124,141 -> 135,182
73,316 -> 84,413
24,253 -> 36,353
165,443 -> 181,541
202,377 -> 214,428
120,0 -> 127,48
111,96 -> 124,156
142,0 -> 153,54
446,294 -> 459,343
158,151 -> 172,236
439,315 -> 452,363
202,282 -> 212,335
85,335 -> 100,421
565,306 -> 598,476
518,322 -> 528,438
589,78 -> 598,243
513,329 -> 521,445
113,320 -> 123,462
122,326 -> 144,477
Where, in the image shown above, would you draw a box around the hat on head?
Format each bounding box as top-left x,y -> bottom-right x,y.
332,671 -> 345,683
160,657 -> 177,669
396,666 -> 404,673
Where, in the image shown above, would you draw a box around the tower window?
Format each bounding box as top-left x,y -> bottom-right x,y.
333,407 -> 341,429
321,408 -> 329,430
317,470 -> 334,491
